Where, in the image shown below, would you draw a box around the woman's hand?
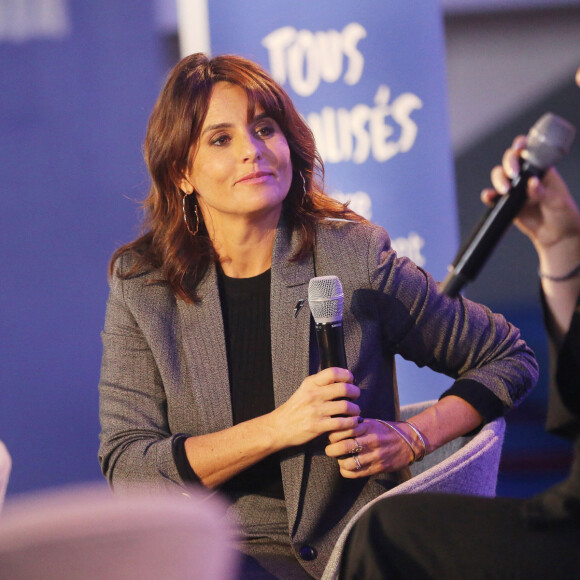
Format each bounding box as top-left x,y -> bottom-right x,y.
326,396 -> 484,479
184,368 -> 360,489
324,418 -> 418,478
268,367 -> 361,449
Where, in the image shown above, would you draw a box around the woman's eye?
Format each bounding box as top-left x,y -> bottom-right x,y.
211,134 -> 230,146
256,125 -> 274,138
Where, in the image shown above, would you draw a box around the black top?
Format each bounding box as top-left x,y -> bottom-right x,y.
173,267 -> 284,499
521,289 -> 580,524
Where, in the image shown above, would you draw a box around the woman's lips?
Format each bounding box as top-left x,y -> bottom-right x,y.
235,171 -> 273,185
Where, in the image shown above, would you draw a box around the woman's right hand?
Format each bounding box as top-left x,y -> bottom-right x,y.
268,367 -> 361,449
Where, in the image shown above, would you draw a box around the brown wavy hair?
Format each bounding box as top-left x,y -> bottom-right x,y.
110,53 -> 366,303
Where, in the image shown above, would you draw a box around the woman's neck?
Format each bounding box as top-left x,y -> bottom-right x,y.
211,221 -> 277,279
199,204 -> 281,278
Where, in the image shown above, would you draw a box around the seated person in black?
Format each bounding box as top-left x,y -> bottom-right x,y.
339,66 -> 580,580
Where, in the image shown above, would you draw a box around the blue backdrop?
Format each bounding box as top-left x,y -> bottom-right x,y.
0,1 -> 168,495
207,0 -> 459,403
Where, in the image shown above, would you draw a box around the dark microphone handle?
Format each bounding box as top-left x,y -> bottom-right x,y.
315,322 -> 347,369
441,162 -> 544,297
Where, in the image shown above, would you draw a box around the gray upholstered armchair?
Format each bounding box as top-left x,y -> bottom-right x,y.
0,485 -> 238,579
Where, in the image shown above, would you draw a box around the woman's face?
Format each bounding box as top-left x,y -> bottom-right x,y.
181,82 -> 293,230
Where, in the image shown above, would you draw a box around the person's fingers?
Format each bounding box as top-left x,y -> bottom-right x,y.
480,188 -> 499,206
511,135 -> 527,151
312,367 -> 353,386
502,147 -> 520,181
326,399 -> 361,418
327,420 -> 367,444
526,175 -> 544,202
483,136 -> 529,205
326,435 -> 366,458
490,165 -> 510,194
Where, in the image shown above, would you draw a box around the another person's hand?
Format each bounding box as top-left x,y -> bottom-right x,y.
481,135 -> 580,254
325,418 -> 419,478
482,116 -> 580,342
268,367 -> 361,449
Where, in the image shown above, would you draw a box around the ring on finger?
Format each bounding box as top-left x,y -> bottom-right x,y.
353,453 -> 362,471
352,438 -> 364,454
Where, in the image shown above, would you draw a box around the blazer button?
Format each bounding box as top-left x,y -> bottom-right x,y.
299,544 -> 317,561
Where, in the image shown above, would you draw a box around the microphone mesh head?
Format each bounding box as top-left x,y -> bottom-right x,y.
523,113 -> 576,170
308,276 -> 344,324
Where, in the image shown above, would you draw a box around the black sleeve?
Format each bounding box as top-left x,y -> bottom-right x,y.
172,435 -> 201,484
440,379 -> 505,424
543,288 -> 580,438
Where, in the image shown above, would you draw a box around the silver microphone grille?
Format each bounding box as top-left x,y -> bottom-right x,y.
308,276 -> 344,324
523,113 -> 576,170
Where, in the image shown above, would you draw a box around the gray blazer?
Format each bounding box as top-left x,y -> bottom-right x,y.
98,216 -> 538,577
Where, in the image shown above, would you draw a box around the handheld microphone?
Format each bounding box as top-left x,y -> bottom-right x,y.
441,113 -> 576,298
308,276 -> 347,369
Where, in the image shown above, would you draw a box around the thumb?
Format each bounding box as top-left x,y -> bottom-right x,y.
526,175 -> 547,203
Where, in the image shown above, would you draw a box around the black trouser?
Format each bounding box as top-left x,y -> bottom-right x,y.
339,493 -> 580,580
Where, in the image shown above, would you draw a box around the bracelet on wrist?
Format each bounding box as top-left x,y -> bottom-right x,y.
376,419 -> 416,465
538,258 -> 580,282
404,421 -> 427,462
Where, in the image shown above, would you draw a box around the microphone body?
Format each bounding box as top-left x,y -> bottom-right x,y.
441,113 -> 576,297
315,322 -> 347,370
442,161 -> 542,298
308,276 -> 348,370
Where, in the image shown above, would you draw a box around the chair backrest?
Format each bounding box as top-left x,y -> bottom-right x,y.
321,400 -> 506,580
0,484 -> 239,580
0,441 -> 11,512
401,400 -> 506,494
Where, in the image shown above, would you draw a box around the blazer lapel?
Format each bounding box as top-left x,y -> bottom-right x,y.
271,218 -> 315,530
177,264 -> 233,434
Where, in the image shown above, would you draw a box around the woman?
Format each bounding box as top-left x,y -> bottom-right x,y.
338,68 -> 580,580
98,53 -> 538,579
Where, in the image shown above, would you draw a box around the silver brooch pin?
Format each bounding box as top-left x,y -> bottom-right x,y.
294,299 -> 305,318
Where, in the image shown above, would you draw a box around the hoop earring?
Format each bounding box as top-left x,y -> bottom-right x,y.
182,193 -> 200,236
299,171 -> 307,204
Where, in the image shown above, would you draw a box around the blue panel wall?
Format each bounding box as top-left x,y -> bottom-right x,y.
0,1 -> 168,495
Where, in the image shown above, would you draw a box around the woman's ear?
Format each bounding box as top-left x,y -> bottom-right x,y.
173,160 -> 194,194
179,177 -> 194,195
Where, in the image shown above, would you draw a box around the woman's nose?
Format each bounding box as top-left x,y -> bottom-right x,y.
240,132 -> 263,162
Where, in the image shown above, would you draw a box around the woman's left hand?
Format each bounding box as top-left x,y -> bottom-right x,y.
324,419 -> 416,478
